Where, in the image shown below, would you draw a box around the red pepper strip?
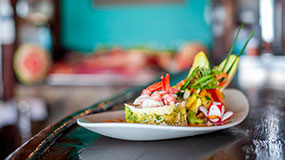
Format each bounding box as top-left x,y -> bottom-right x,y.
208,89 -> 225,104
215,89 -> 225,104
190,88 -> 194,95
161,75 -> 166,91
141,82 -> 162,95
165,74 -> 170,92
208,89 -> 218,102
216,73 -> 229,87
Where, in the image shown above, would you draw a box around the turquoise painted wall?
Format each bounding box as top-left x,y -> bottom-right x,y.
61,0 -> 212,53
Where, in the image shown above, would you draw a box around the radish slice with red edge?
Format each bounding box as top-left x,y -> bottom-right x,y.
221,111 -> 233,122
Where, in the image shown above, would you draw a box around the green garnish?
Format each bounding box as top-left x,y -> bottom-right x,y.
227,30 -> 255,74
188,111 -> 203,125
200,79 -> 217,87
205,96 -> 211,101
191,75 -> 214,88
237,30 -> 255,57
222,22 -> 245,72
181,67 -> 198,90
178,67 -> 223,95
200,86 -> 221,90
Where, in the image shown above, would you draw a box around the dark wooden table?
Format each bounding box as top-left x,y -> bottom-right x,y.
6,70 -> 285,160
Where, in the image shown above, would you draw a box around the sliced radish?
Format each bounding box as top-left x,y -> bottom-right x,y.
221,111 -> 233,122
209,118 -> 220,123
198,106 -> 208,116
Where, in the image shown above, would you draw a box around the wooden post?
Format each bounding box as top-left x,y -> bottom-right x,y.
1,0 -> 18,101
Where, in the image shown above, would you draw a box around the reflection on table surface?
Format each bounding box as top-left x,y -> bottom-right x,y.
6,56 -> 285,159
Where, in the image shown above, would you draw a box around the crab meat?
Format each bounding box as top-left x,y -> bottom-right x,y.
141,99 -> 163,108
163,94 -> 177,105
135,74 -> 180,107
134,95 -> 150,105
151,91 -> 167,101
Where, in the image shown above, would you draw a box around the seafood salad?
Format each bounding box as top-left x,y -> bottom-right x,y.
125,73 -> 188,126
125,23 -> 254,126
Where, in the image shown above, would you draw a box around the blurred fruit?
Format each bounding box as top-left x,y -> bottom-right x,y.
14,44 -> 51,84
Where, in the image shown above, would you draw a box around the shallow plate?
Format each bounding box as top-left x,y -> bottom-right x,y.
77,89 -> 249,141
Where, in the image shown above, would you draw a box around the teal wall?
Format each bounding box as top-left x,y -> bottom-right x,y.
61,0 -> 212,53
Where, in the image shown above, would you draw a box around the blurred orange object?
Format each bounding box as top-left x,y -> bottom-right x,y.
175,43 -> 208,71
50,63 -> 75,74
156,43 -> 207,72
50,48 -> 149,75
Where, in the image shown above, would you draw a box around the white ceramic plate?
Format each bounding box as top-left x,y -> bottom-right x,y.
77,89 -> 249,141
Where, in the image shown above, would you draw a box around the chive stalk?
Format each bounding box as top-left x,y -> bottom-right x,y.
237,30 -> 255,57
181,67 -> 198,90
200,79 -> 215,87
200,86 -> 221,90
222,22 -> 245,72
226,30 -> 255,74
191,75 -> 214,88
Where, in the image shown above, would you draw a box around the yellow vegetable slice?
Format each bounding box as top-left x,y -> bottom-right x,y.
186,94 -> 202,113
216,55 -> 239,90
188,51 -> 210,77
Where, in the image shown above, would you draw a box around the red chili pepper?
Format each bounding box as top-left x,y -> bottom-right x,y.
161,75 -> 166,91
208,89 -> 225,104
190,88 -> 194,95
165,73 -> 170,91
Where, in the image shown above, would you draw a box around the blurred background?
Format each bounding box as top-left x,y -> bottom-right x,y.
0,0 -> 284,158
